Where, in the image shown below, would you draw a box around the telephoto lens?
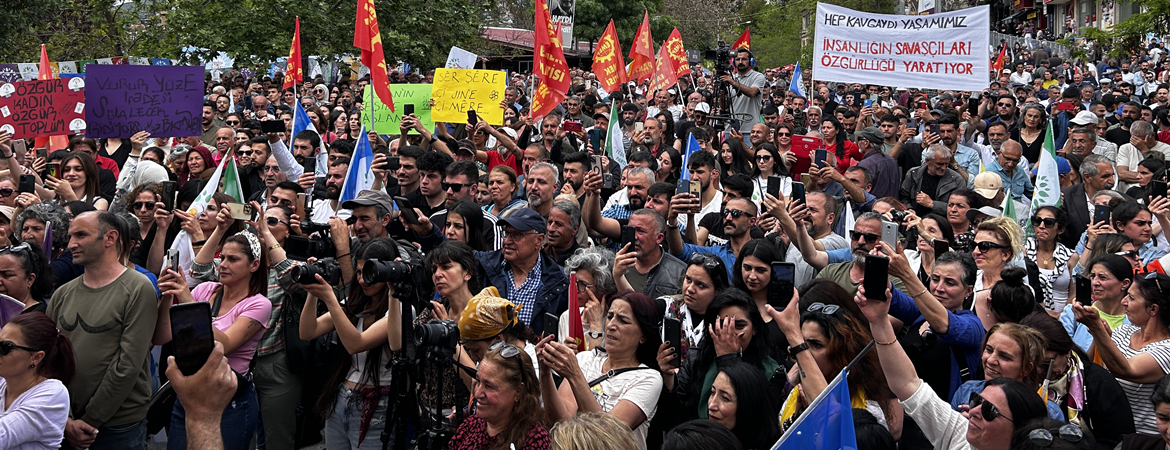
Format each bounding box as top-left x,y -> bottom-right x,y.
361,259 -> 412,284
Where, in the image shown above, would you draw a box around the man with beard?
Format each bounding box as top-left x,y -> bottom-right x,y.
1060,154 -> 1121,248
1066,113 -> 1117,160
748,123 -> 769,148
665,195 -> 757,278
546,200 -> 582,266
213,127 -> 236,161
420,161 -> 501,250
200,101 -> 221,146
901,145 -> 967,217
613,208 -> 685,297
722,48 -> 766,133
647,89 -> 682,122
310,157 -> 349,223
921,114 -> 979,187
641,117 -> 665,156
777,190 -> 850,286
583,166 -> 652,242
694,174 -> 762,246
524,162 -> 559,218
1105,101 -> 1142,146
561,151 -> 590,198
539,113 -> 576,157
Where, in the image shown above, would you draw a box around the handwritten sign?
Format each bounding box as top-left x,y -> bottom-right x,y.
84,65 -> 204,138
812,3 -> 989,91
431,68 -> 505,125
0,78 -> 86,138
363,84 -> 435,135
445,47 -> 478,70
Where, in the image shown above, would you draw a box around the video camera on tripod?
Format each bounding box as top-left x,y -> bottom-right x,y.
705,40 -> 737,131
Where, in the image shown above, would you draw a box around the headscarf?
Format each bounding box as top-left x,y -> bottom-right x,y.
457,287 -> 521,341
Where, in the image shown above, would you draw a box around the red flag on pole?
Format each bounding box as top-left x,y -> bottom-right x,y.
592,20 -> 628,93
732,28 -> 751,50
567,272 -> 585,350
37,45 -> 53,80
530,2 -> 570,119
648,44 -> 679,95
627,11 -> 654,83
665,28 -> 690,78
282,17 -> 303,90
354,0 -> 394,112
991,46 -> 1007,75
35,45 -> 67,151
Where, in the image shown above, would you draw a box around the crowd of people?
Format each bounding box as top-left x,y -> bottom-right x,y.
2,27 -> 1170,450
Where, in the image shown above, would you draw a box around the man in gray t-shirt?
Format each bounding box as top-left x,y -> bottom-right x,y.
723,48 -> 767,133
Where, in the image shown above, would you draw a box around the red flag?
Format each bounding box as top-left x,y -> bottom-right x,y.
35,45 -> 66,151
282,17 -> 303,90
592,20 -> 628,93
567,272 -> 585,350
992,46 -> 1007,74
648,44 -> 679,95
354,0 -> 394,112
665,28 -> 690,78
628,11 -> 654,83
732,28 -> 751,50
530,3 -> 570,119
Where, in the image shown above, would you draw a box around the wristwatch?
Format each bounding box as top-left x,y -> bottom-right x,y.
788,342 -> 810,359
586,330 -> 603,339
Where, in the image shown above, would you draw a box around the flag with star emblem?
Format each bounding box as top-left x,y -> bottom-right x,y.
530,2 -> 570,119
665,28 -> 690,78
733,28 -> 751,50
648,44 -> 678,94
592,20 -> 627,93
282,17 -> 303,90
355,0 -> 394,112
628,11 -> 654,83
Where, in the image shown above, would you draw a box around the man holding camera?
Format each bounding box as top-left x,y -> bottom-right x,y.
722,48 -> 767,133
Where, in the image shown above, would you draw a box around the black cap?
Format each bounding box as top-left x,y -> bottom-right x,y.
497,208 -> 547,234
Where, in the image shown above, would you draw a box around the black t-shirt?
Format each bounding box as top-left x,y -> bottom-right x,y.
921,171 -> 943,200
1105,127 -> 1131,147
404,189 -> 444,219
896,142 -> 925,179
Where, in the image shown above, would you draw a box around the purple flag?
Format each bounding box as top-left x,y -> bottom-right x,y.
83,65 -> 204,138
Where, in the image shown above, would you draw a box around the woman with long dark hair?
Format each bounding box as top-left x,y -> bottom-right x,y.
750,143 -> 790,206
445,200 -> 488,251
657,147 -> 682,185
731,239 -> 790,354
1010,104 -> 1047,163
820,115 -> 862,173
298,238 -> 403,449
719,138 -> 752,178
0,243 -> 53,314
707,362 -> 779,450
46,152 -> 107,210
0,312 -> 75,450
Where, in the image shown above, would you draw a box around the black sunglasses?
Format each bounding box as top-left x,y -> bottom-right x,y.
0,340 -> 38,356
1030,216 -> 1058,228
266,216 -> 289,227
969,392 -> 1012,422
689,253 -> 723,270
973,241 -> 1008,252
443,182 -> 476,193
131,201 -> 156,210
850,231 -> 880,243
237,150 -> 253,156
0,188 -> 13,197
1028,424 -> 1083,447
723,209 -> 749,219
225,120 -> 240,125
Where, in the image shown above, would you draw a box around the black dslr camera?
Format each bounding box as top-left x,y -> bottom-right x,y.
415,320 -> 459,350
291,257 -> 342,285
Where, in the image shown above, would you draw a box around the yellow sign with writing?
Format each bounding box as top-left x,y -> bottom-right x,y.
431,68 -> 506,125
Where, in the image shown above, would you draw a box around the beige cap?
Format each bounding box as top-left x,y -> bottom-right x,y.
0,206 -> 14,222
973,172 -> 1003,201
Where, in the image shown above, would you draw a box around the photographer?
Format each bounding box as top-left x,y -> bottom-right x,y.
297,238 -> 403,450
721,48 -> 766,133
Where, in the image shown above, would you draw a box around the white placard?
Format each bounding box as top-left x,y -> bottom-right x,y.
812,3 -> 990,91
445,47 -> 478,70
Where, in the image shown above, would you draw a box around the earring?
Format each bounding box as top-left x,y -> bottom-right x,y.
28,364 -> 34,369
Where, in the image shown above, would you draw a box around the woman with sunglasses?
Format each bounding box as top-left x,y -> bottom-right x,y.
971,217 -> 1025,329
772,284 -> 899,436
1061,254 -> 1136,353
299,238 -> 404,450
223,113 -> 243,131
656,147 -> 682,185
0,178 -> 17,208
1019,313 -> 1134,448
560,247 -> 618,350
750,144 -> 790,206
1026,207 -> 1079,315
45,152 -> 108,210
448,345 -> 549,450
1075,233 -> 1139,275
0,312 -> 75,450
706,362 -> 779,450
770,123 -> 801,175
1071,271 -> 1170,435
538,290 -> 663,447
719,138 -> 753,179
855,282 -> 1049,450
0,242 -> 52,315
660,289 -> 781,429
445,200 -> 488,252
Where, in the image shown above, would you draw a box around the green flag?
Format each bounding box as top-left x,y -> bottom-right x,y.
221,156 -> 245,203
605,103 -> 626,166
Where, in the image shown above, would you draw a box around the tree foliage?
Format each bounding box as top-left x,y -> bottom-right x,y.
571,0 -> 676,48
751,0 -> 899,69
0,0 -> 149,62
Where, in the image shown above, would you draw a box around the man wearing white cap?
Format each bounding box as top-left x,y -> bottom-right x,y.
1067,111 -> 1117,160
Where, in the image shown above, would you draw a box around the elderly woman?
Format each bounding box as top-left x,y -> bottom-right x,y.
1073,271 -> 1170,435
558,247 -> 618,349
485,166 -> 527,218
855,284 -> 1049,450
539,290 -> 663,448
448,346 -> 549,450
13,203 -> 79,285
970,217 -> 1025,329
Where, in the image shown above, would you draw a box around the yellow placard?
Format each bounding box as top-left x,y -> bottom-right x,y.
430,68 -> 506,125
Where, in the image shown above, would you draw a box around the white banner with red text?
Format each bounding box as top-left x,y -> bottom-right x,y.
812,3 -> 990,92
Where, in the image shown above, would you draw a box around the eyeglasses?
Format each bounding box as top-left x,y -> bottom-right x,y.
723,209 -> 749,219
1146,272 -> 1168,298
131,201 -> 156,211
0,188 -> 13,197
689,253 -> 722,270
969,392 -> 1013,422
973,241 -> 1008,252
502,230 -> 539,241
756,155 -> 772,162
0,340 -> 37,356
1030,216 -> 1058,228
575,279 -> 594,292
850,231 -> 880,243
442,182 -> 476,192
1027,424 -> 1083,447
488,340 -> 522,359
807,302 -> 840,315
266,217 -> 289,227
225,120 -> 240,126
1114,250 -> 1139,259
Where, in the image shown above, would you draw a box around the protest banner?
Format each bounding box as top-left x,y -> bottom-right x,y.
812,3 -> 989,91
0,78 -> 86,138
431,68 -> 505,125
84,65 -> 204,138
362,84 -> 435,135
445,47 -> 478,70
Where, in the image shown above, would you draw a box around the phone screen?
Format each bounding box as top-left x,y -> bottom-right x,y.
1153,180 -> 1168,199
467,110 -> 477,124
170,302 -> 215,376
769,262 -> 796,308
863,255 -> 890,301
933,239 -> 950,255
663,317 -> 682,367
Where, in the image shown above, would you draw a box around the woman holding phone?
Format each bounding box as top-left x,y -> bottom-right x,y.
45,152 -> 107,210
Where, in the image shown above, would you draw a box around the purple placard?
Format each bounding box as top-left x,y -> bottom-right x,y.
84,65 -> 204,138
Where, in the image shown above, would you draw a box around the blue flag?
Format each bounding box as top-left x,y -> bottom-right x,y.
789,63 -> 805,98
773,368 -> 857,450
339,124 -> 377,204
681,133 -> 701,181
290,97 -> 329,176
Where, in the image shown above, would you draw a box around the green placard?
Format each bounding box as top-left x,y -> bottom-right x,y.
363,84 -> 435,135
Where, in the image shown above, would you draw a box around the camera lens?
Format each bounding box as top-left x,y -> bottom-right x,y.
292,258 -> 341,284
362,259 -> 411,284
414,320 -> 459,348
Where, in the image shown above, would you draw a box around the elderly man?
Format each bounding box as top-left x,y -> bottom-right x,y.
479,208 -> 568,335
525,162 -> 560,218
1060,154 -> 1120,248
547,200 -> 582,265
854,126 -> 900,199
901,145 -> 966,217
985,140 -> 1032,201
614,208 -> 686,298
